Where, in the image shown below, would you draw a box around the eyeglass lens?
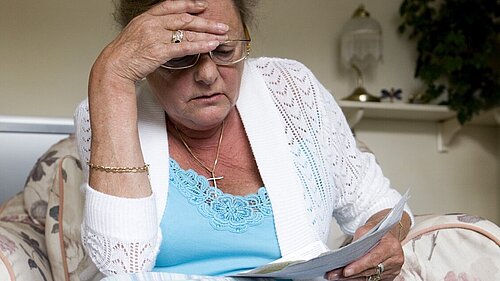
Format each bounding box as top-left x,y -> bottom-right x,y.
163,41 -> 249,69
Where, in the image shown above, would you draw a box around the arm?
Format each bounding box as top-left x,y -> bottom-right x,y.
325,211 -> 412,280
311,70 -> 413,280
76,101 -> 161,275
88,0 -> 227,198
76,1 -> 228,275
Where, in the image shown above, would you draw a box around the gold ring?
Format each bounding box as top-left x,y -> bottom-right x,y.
366,263 -> 384,281
367,274 -> 381,281
376,263 -> 385,275
171,30 -> 184,43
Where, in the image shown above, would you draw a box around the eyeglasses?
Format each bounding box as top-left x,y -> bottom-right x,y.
161,24 -> 252,70
161,39 -> 251,70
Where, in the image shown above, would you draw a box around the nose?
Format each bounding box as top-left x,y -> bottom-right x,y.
194,54 -> 219,86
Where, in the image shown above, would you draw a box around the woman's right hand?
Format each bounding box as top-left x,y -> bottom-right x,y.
94,0 -> 229,84
87,1 -> 229,198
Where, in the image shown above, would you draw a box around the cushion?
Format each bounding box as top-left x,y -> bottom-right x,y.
0,193 -> 53,281
43,137 -> 103,281
396,213 -> 500,280
23,135 -> 81,226
13,134 -> 101,281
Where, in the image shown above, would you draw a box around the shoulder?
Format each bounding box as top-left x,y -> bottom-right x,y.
247,57 -> 313,74
246,57 -> 326,99
246,57 -> 321,92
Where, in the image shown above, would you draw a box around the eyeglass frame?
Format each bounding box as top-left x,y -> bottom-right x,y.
160,24 -> 252,70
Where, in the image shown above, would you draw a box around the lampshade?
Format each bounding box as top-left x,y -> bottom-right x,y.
340,5 -> 382,102
340,5 -> 382,70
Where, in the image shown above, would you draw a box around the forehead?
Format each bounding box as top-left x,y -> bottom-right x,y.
198,0 -> 242,35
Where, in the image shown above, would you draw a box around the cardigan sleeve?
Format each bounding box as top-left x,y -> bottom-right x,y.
315,81 -> 414,235
74,100 -> 161,275
249,57 -> 413,238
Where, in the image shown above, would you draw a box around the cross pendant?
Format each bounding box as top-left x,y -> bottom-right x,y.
208,175 -> 224,189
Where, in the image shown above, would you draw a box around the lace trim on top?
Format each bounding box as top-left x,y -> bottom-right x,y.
169,159 -> 272,233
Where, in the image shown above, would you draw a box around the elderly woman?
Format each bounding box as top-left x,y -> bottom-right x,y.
74,0 -> 413,280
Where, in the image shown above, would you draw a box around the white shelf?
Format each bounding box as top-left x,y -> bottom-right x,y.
338,101 -> 500,152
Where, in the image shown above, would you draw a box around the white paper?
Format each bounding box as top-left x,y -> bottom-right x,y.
233,190 -> 410,279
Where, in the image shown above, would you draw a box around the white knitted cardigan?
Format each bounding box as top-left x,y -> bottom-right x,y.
75,57 -> 412,276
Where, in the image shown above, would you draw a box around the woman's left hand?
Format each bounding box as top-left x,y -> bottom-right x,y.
324,211 -> 410,280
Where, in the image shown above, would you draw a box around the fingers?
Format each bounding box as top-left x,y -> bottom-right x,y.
99,0 -> 231,82
341,234 -> 403,280
135,1 -> 229,45
147,0 -> 207,17
158,30 -> 225,62
169,14 -> 229,35
180,30 -> 227,43
324,268 -> 343,280
352,221 -> 377,241
146,0 -> 229,35
164,40 -> 220,60
141,2 -> 230,64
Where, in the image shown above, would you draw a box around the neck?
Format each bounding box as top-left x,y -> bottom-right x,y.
165,110 -> 235,147
166,124 -> 222,156
168,122 -> 222,144
170,115 -> 226,189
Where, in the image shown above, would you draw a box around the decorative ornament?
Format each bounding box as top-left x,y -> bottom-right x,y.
380,88 -> 402,103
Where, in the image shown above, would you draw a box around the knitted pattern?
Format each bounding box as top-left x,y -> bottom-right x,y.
75,57 -> 407,275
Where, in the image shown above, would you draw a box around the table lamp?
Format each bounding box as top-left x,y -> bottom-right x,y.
340,5 -> 382,102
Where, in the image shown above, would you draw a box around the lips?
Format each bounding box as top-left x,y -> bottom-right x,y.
193,93 -> 223,100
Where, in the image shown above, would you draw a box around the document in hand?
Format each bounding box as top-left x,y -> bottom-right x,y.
233,190 -> 410,280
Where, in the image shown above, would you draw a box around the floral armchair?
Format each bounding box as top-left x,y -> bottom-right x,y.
0,135 -> 499,281
0,135 -> 102,281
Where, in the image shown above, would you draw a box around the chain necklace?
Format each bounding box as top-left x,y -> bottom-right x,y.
174,121 -> 225,189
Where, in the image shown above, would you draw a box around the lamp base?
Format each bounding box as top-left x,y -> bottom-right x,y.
342,87 -> 380,102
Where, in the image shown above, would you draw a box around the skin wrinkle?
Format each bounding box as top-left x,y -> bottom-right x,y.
147,1 -> 244,133
143,0 -> 263,197
85,1 -> 412,279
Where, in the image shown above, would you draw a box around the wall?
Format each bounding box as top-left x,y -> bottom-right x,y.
1,0 -> 498,223
251,0 -> 498,223
0,0 -> 117,117
251,0 -> 423,101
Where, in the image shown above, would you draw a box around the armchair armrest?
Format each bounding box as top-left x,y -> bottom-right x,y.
0,194 -> 53,281
397,213 -> 500,280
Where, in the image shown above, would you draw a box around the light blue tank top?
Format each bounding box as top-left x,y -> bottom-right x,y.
153,159 -> 282,276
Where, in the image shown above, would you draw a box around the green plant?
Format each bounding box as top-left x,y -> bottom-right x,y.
398,0 -> 500,124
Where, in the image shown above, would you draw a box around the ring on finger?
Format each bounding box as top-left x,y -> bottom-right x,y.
376,263 -> 384,275
367,274 -> 381,281
171,30 -> 184,43
366,263 -> 384,281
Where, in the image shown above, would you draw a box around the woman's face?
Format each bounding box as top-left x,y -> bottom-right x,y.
147,0 -> 245,131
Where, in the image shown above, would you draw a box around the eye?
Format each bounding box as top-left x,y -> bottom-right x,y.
164,55 -> 198,67
213,46 -> 236,61
212,49 -> 234,60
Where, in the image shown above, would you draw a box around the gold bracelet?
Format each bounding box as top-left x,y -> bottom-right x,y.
88,162 -> 150,175
398,221 -> 404,241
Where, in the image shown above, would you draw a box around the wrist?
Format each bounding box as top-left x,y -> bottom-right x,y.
393,212 -> 412,241
87,59 -> 140,141
89,57 -> 137,94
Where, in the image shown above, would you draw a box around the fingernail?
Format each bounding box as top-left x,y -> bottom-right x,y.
344,268 -> 354,277
207,41 -> 220,48
217,34 -> 229,41
195,1 -> 207,8
326,272 -> 340,280
217,23 -> 229,32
